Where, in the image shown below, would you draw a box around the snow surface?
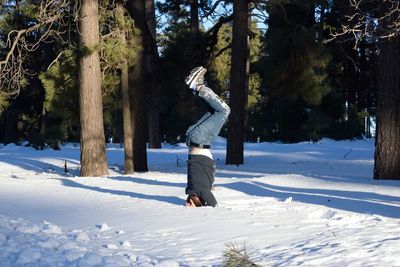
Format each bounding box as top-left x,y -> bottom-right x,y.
0,138 -> 400,266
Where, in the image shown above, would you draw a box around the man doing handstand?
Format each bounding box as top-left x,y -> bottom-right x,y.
184,66 -> 230,207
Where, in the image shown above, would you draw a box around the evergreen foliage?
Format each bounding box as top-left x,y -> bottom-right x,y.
39,48 -> 80,144
158,29 -> 205,142
223,243 -> 260,267
33,0 -> 138,146
0,0 -> 58,146
263,0 -> 331,105
210,21 -> 262,107
98,0 -> 138,143
0,0 -> 381,147
209,20 -> 262,141
0,92 -> 9,112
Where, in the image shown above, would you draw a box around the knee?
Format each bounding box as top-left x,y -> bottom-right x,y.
223,103 -> 230,118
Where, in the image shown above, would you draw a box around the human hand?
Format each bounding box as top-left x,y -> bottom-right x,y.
186,198 -> 197,208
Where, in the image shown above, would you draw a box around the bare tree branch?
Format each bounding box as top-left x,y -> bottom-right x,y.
0,0 -> 71,97
328,0 -> 400,48
216,44 -> 232,58
201,0 -> 231,18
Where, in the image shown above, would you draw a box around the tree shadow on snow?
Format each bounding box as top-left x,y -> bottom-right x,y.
58,178 -> 185,206
2,156 -> 79,176
107,176 -> 186,188
221,181 -> 400,218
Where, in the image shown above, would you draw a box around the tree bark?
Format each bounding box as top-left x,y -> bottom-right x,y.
359,41 -> 368,136
226,0 -> 249,165
78,0 -> 109,177
343,45 -> 359,123
374,35 -> 400,179
189,0 -> 203,66
147,110 -> 161,148
190,0 -> 199,35
117,2 -> 134,174
4,105 -> 18,144
127,0 -> 148,172
39,104 -> 46,136
145,0 -> 161,149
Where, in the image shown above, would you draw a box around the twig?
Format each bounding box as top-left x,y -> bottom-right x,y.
344,148 -> 353,159
47,51 -> 64,70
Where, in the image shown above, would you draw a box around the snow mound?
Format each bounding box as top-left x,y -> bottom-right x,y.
97,222 -> 111,231
154,260 -> 180,267
307,209 -> 337,220
0,215 -> 156,266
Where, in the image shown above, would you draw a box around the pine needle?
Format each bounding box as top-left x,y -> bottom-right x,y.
222,242 -> 262,267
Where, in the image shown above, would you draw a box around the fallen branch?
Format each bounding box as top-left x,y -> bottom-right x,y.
344,148 -> 353,159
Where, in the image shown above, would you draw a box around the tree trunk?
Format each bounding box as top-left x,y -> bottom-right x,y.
343,44 -> 359,123
147,110 -> 161,148
358,41 -> 368,136
145,0 -> 161,149
190,0 -> 199,35
189,0 -> 203,66
127,0 -> 148,172
226,0 -> 249,165
117,2 -> 134,174
374,35 -> 400,179
39,104 -> 46,135
78,0 -> 109,177
244,6 -> 251,142
4,105 -> 18,145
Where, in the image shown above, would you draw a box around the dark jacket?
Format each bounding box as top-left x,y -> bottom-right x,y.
185,154 -> 217,207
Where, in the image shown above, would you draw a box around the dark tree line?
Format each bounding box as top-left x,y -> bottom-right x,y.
0,0 -> 399,179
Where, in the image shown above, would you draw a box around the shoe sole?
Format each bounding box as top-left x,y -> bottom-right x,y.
185,67 -> 206,88
184,67 -> 203,84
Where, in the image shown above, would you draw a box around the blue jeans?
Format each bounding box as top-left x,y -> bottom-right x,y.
185,86 -> 230,206
185,85 -> 230,146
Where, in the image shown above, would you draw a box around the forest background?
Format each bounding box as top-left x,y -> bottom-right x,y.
0,0 -> 399,180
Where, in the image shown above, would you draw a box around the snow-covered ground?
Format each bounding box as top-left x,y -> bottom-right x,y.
1,138 -> 400,267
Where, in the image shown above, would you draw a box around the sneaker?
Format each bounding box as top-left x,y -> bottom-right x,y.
185,66 -> 207,92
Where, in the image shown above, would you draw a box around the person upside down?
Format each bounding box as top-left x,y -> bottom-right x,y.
184,66 -> 230,207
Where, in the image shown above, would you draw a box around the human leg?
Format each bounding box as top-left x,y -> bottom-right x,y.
186,85 -> 230,146
185,67 -> 231,146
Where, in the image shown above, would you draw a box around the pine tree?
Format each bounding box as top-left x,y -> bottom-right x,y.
264,0 -> 331,105
226,0 -> 249,165
127,0 -> 148,172
259,0 -> 332,142
116,1 -> 134,173
39,49 -> 80,147
210,21 -> 262,142
0,0 -> 61,146
374,5 -> 400,179
145,0 -> 162,149
78,0 -> 109,176
328,0 -> 399,179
